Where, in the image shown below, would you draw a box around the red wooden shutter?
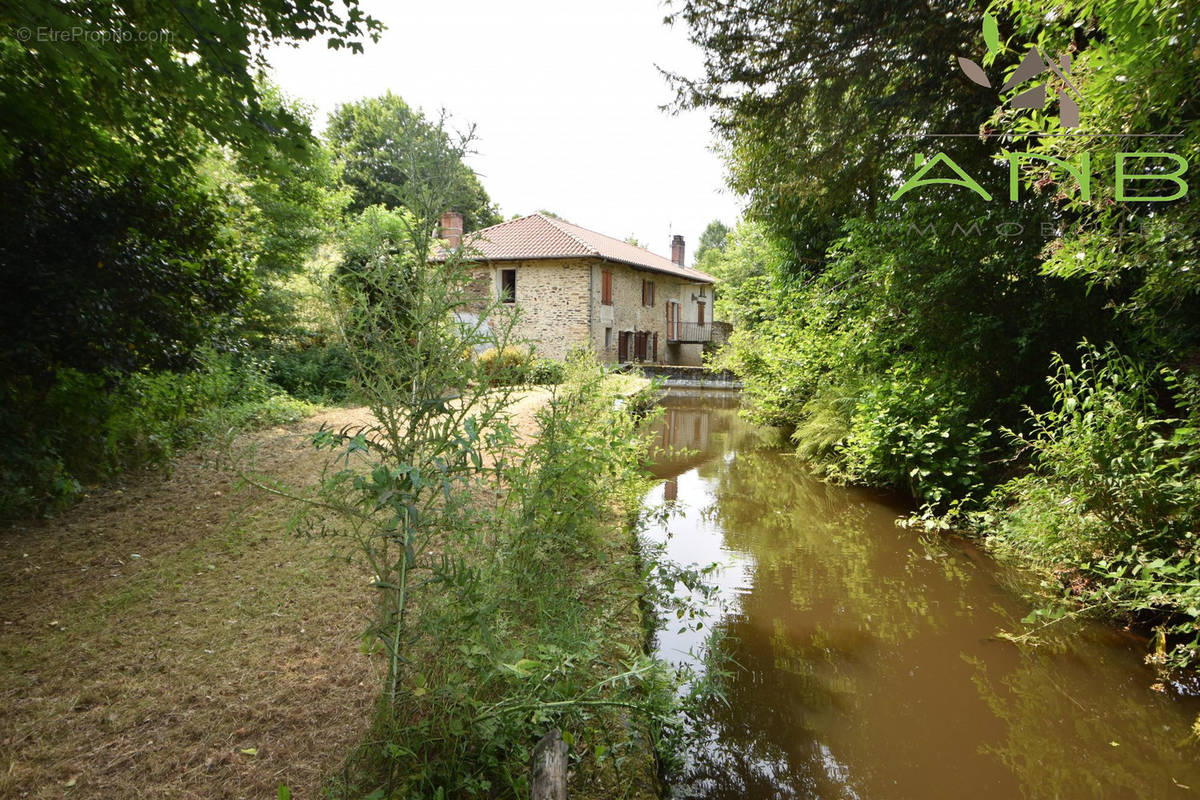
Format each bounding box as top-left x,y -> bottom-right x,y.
697,301 -> 706,325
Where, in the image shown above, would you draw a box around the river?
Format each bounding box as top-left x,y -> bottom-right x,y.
643,390 -> 1200,799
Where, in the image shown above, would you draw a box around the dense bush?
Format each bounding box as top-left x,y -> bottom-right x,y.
834,368 -> 994,509
266,342 -> 355,402
476,345 -> 530,378
526,358 -> 566,385
978,345 -> 1200,670
0,350 -> 314,517
475,346 -> 568,386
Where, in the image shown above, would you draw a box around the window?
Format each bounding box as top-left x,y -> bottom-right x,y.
604,327 -> 612,349
641,279 -> 655,307
500,268 -> 516,303
697,300 -> 706,325
601,269 -> 613,305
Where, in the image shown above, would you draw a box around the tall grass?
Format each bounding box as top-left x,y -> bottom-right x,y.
0,349 -> 315,517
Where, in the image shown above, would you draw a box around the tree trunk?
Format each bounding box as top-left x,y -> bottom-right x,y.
530,728 -> 567,800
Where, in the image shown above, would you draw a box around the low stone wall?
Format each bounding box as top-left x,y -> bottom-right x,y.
617,363 -> 742,389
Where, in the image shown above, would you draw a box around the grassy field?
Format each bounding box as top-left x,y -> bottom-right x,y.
0,392 -> 558,799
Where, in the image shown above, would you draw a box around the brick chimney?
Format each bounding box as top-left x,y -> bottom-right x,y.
670,234 -> 685,267
440,210 -> 464,249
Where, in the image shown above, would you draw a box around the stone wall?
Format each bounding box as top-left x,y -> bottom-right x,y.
467,258 -> 592,360
588,260 -> 711,366
465,257 -> 713,365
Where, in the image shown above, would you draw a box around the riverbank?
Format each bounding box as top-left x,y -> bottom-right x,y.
0,377 -> 665,798
643,391 -> 1200,798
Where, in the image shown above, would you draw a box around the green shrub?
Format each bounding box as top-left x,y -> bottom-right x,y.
526,358 -> 566,385
476,345 -> 533,385
832,367 -> 993,510
979,343 -> 1200,671
0,350 -> 316,517
266,342 -> 354,402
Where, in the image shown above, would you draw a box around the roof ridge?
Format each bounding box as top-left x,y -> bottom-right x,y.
533,213 -> 600,257
449,212 -> 715,283
547,215 -> 707,276
548,214 -> 664,259
467,214 -> 533,239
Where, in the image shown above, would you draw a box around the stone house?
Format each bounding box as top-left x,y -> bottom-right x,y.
439,212 -> 718,365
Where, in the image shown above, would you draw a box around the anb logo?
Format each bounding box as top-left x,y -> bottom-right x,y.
890,13 -> 1188,204
956,13 -> 1081,128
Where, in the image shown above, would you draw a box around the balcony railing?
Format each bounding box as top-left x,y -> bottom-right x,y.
666,321 -> 731,345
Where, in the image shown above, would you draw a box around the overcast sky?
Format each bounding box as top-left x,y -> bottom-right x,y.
267,0 -> 743,266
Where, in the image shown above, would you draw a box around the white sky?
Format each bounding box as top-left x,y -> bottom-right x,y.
266,0 -> 743,266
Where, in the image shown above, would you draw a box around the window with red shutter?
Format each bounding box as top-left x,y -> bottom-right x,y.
640,280 -> 656,307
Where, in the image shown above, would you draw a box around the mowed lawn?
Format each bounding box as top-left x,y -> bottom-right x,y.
0,392 -> 551,799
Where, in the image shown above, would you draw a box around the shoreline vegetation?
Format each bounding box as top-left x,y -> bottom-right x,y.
677,0 -> 1200,678
0,371 -> 687,798
6,0 -> 1200,794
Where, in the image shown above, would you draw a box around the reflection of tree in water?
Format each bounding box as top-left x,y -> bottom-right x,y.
653,395 -> 1200,798
682,609 -> 869,799
709,449 -> 977,646
648,395 -> 783,481
673,447 -> 988,796
966,641 -> 1200,800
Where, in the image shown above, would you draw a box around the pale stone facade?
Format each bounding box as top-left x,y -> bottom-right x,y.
469,257 -> 712,365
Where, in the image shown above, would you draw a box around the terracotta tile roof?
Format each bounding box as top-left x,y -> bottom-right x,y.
441,213 -> 715,284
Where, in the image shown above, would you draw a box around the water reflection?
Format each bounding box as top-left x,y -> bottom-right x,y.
645,392 -> 1200,799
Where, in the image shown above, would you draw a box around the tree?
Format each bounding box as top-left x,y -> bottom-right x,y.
0,3 -> 381,378
326,92 -> 501,230
0,159 -> 251,379
665,0 -> 1000,261
988,0 -> 1200,361
215,89 -> 351,345
694,219 -> 731,263
696,220 -> 783,320
674,0 -> 1111,508
0,2 -> 378,510
1,1 -> 381,179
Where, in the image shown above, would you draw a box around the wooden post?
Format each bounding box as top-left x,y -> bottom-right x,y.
530,728 -> 567,800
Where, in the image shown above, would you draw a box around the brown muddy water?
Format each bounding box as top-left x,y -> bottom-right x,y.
644,391 -> 1200,799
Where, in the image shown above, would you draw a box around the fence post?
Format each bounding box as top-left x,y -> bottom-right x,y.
530,727 -> 567,800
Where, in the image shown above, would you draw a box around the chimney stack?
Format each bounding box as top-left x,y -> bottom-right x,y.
670,234 -> 685,267
440,210 -> 464,249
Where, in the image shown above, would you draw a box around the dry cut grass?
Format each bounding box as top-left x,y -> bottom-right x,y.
0,391 -> 551,799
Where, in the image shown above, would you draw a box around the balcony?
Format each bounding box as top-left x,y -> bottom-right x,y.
665,321 -> 731,345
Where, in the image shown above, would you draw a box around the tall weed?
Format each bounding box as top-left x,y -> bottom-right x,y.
979,343 -> 1200,671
